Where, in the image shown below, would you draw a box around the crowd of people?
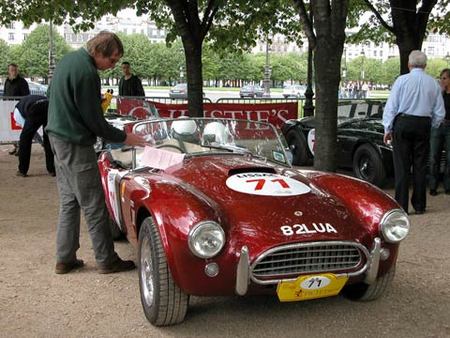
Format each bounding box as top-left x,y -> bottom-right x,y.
340,81 -> 371,99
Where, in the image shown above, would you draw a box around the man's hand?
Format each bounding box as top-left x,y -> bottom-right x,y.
124,133 -> 148,147
383,132 -> 392,145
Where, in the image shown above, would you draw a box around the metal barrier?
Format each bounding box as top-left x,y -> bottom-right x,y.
217,97 -> 304,118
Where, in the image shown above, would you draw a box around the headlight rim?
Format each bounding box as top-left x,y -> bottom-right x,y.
188,220 -> 225,259
379,208 -> 410,244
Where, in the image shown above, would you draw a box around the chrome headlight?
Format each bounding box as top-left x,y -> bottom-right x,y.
188,221 -> 225,258
379,209 -> 410,243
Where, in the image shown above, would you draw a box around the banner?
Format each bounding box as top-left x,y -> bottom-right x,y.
0,99 -> 21,143
116,98 -> 298,128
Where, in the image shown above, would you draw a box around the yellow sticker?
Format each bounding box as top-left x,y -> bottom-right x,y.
277,273 -> 348,302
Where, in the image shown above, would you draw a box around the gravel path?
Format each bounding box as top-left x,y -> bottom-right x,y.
1,145 -> 449,338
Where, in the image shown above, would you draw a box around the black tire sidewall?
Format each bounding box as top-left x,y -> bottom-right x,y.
138,218 -> 161,324
353,144 -> 385,187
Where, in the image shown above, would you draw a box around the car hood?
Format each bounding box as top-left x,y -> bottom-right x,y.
162,155 -> 371,253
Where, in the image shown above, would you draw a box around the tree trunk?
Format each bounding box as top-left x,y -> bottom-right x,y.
312,0 -> 348,172
182,37 -> 203,117
390,0 -> 435,74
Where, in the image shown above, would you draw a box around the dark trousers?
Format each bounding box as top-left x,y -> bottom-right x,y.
393,114 -> 431,213
429,123 -> 450,191
18,118 -> 55,175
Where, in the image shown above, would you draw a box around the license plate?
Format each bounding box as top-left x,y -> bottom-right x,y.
276,273 -> 348,302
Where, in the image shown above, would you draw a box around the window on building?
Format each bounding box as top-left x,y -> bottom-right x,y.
23,33 -> 28,40
8,33 -> 14,41
6,23 -> 14,29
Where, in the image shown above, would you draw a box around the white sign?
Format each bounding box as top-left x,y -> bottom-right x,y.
0,99 -> 21,143
226,172 -> 311,196
300,276 -> 331,290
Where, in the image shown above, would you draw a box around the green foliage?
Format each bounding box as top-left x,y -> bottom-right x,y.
0,39 -> 9,76
427,58 -> 449,78
12,25 -> 72,78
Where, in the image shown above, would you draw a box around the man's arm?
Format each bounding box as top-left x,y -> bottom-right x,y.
20,78 -> 30,96
118,77 -> 123,96
135,76 -> 145,97
75,72 -> 126,143
382,79 -> 401,134
430,84 -> 445,128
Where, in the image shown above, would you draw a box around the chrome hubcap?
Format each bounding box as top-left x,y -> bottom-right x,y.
140,236 -> 154,307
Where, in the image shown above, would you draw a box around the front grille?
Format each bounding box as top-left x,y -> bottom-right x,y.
251,242 -> 365,281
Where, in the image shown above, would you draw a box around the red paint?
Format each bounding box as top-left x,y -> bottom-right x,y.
116,98 -> 298,128
98,152 -> 403,296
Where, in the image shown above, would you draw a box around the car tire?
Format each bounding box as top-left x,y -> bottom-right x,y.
343,268 -> 395,301
138,217 -> 189,326
352,144 -> 386,187
285,129 -> 311,166
109,217 -> 123,241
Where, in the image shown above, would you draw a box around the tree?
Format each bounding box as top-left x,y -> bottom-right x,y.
348,0 -> 450,74
293,0 -> 349,172
0,39 -> 9,76
15,25 -> 71,81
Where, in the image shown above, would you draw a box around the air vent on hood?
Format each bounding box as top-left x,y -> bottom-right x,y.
228,167 -> 277,177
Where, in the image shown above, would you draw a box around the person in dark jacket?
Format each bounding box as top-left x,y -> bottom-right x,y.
46,31 -> 147,275
4,63 -> 30,155
3,63 -> 30,97
118,62 -> 145,97
429,68 -> 450,195
15,95 -> 55,177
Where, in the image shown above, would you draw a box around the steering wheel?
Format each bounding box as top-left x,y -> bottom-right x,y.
155,144 -> 184,153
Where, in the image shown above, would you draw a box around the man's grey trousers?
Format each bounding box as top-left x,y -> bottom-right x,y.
49,135 -> 118,265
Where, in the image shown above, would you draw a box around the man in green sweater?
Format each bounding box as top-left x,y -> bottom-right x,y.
46,31 -> 147,274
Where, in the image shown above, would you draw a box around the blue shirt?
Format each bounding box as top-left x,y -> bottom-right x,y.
383,68 -> 445,132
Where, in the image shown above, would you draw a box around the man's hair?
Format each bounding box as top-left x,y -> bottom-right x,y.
440,68 -> 450,78
8,63 -> 18,68
408,50 -> 427,68
121,61 -> 130,66
86,31 -> 124,58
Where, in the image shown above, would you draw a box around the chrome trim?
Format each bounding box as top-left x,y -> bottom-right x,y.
379,209 -> 410,243
235,246 -> 250,296
131,147 -> 136,170
250,241 -> 370,285
364,237 -> 381,284
188,221 -> 225,259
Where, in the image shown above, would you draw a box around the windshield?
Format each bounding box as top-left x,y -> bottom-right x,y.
132,118 -> 290,166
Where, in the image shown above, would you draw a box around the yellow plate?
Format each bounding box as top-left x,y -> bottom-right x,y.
277,273 -> 348,302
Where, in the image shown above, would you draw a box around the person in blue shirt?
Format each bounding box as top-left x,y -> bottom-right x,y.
429,68 -> 450,196
383,50 -> 445,215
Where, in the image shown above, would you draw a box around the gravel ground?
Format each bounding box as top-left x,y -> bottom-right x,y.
0,145 -> 449,338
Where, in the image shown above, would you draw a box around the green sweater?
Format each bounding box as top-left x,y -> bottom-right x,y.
46,48 -> 126,145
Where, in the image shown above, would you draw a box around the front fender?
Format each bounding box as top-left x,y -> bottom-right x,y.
133,175 -> 238,296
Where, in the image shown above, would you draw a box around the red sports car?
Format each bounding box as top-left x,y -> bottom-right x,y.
98,117 -> 409,326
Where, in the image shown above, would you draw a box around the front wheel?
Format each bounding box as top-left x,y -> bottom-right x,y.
138,217 -> 189,326
352,144 -> 386,187
343,268 -> 395,301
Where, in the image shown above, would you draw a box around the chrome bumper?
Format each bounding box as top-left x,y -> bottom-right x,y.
234,238 -> 382,296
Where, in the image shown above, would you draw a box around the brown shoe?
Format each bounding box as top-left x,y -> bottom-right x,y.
55,259 -> 84,274
98,257 -> 136,274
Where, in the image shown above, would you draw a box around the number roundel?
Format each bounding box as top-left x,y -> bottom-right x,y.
226,172 -> 311,196
300,276 -> 331,290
